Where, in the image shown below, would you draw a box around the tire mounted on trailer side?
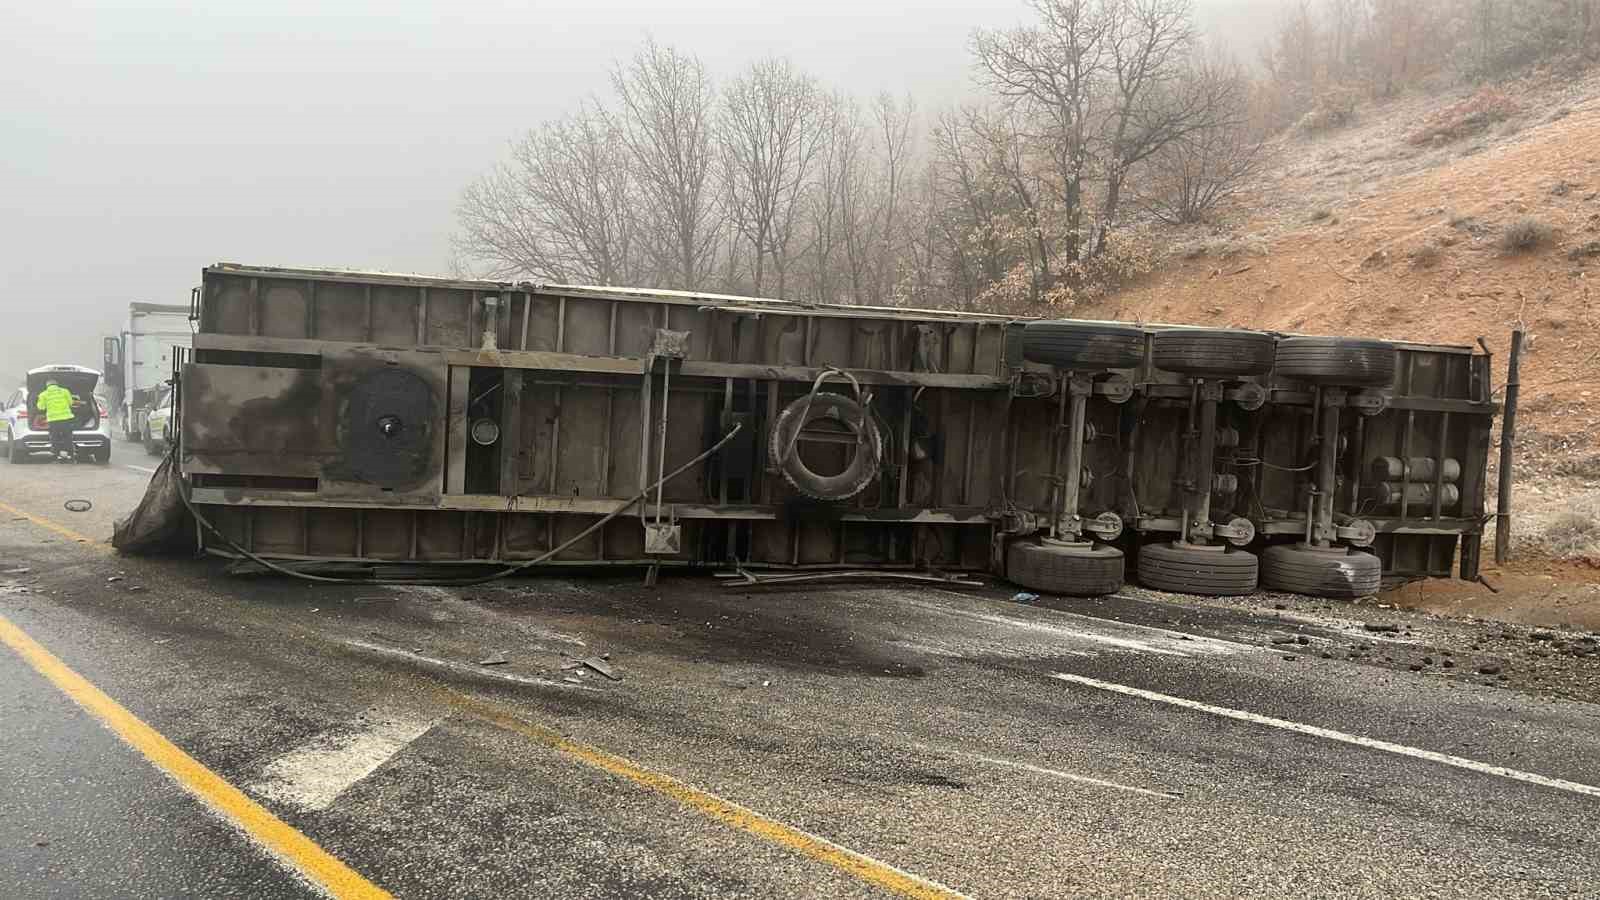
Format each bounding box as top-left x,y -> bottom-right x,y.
1274,336 -> 1397,387
1260,543 -> 1383,599
1151,328 -> 1276,377
1021,321 -> 1145,370
1006,541 -> 1125,597
1137,541 -> 1259,597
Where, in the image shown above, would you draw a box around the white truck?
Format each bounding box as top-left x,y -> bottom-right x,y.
102,302 -> 191,443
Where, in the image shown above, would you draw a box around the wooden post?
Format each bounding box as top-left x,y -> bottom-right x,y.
1494,330 -> 1523,565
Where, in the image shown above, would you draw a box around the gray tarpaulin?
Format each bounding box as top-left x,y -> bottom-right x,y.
112,455 -> 194,554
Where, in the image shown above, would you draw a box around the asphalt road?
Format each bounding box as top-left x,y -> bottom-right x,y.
2,438 -> 1598,899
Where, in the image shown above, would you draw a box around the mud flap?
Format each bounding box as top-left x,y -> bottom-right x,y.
112,455 -> 195,554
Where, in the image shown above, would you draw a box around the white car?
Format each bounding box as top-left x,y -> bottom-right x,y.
144,384 -> 174,456
1,364 -> 113,464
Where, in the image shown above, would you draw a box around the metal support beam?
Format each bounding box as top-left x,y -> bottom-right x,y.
498,370 -> 524,496
1184,381 -> 1220,545
1314,388 -> 1343,546
1055,376 -> 1090,539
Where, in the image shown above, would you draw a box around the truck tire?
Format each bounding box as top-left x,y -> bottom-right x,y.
1261,543 -> 1382,599
1151,328 -> 1275,377
770,393 -> 884,501
1137,541 -> 1258,596
1006,541 -> 1125,596
1274,337 -> 1396,387
1021,321 -> 1145,370
93,445 -> 111,466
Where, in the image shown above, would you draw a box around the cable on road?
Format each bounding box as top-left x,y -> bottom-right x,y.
173,424 -> 745,587
63,499 -> 93,513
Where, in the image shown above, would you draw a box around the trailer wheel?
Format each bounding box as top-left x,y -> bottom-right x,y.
1261,543 -> 1382,599
1006,541 -> 1125,596
1137,541 -> 1258,596
1151,328 -> 1275,377
770,393 -> 884,501
1021,321 -> 1145,370
1274,337 -> 1396,387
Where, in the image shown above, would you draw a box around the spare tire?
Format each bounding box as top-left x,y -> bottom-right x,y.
1275,337 -> 1396,387
1007,541 -> 1125,596
770,393 -> 884,501
1022,321 -> 1145,370
1151,328 -> 1275,377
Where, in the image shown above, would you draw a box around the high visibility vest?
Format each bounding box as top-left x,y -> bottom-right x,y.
36,385 -> 77,423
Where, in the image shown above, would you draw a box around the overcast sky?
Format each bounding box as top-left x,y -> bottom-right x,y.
0,0 -> 1276,381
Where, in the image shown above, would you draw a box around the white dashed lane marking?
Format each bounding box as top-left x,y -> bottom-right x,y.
254,711 -> 436,811
1052,672 -> 1600,799
917,743 -> 1180,800
893,595 -> 1249,658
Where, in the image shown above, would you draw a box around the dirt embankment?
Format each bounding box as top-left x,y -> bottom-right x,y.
1091,70 -> 1600,623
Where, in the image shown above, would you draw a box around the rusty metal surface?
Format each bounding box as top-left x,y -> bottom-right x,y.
181,263 -> 1500,583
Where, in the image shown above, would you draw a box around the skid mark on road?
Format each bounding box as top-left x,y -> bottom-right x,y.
1053,673 -> 1600,800
442,689 -> 973,900
0,613 -> 391,899
914,743 -> 1180,800
254,712 -> 436,811
344,640 -> 598,692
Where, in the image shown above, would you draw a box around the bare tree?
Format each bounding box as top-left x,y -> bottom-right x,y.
719,57 -> 824,298
453,103 -> 642,283
864,92 -> 916,305
807,91 -> 864,304
973,0 -> 1213,263
1132,52 -> 1265,224
1093,0 -> 1218,251
610,39 -> 720,290
928,109 -> 1011,308
1324,0 -> 1365,80
973,0 -> 1111,265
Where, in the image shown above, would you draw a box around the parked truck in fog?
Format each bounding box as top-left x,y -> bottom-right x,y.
103,302 -> 191,445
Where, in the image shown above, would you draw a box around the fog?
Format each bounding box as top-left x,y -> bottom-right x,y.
0,0 -> 1278,383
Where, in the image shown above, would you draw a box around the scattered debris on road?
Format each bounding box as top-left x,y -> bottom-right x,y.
478,652 -> 509,666
577,656 -> 621,681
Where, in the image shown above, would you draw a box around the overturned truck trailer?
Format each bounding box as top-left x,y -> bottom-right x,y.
177,263 -> 1500,597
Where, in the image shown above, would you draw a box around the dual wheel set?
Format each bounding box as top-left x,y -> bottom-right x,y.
1006,321 -> 1396,601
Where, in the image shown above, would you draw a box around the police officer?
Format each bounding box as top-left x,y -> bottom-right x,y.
35,378 -> 82,463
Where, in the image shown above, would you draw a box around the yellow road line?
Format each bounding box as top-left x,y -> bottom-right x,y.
0,613 -> 391,900
0,496 -> 963,897
0,498 -> 107,551
443,691 -> 971,900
